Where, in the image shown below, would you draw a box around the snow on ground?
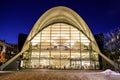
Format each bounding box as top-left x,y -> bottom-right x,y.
0,69 -> 120,80
0,71 -> 12,73
100,69 -> 120,75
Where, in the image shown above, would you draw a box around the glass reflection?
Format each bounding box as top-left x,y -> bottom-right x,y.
21,23 -> 99,70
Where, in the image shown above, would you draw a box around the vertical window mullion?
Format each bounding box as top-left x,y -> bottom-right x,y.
69,26 -> 71,68
39,32 -> 42,69
40,31 -> 43,68
79,32 -> 82,70
49,25 -> 52,67
60,23 -> 61,69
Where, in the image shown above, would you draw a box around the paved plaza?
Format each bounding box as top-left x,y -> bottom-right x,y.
0,70 -> 120,80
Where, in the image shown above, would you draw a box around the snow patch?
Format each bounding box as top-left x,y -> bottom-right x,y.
101,69 -> 120,75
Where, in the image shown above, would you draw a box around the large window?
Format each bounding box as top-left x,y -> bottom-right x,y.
21,23 -> 99,70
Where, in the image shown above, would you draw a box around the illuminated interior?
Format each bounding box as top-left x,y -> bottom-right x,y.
21,23 -> 99,69
0,6 -> 114,71
19,6 -> 102,70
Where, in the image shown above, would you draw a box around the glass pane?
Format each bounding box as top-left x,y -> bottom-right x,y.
21,23 -> 99,70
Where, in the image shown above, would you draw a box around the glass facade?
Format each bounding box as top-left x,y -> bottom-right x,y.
21,23 -> 99,70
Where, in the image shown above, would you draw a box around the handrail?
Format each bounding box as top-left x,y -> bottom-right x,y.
99,52 -> 119,70
0,52 -> 22,70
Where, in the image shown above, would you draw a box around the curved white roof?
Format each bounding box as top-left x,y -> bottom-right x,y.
22,6 -> 100,54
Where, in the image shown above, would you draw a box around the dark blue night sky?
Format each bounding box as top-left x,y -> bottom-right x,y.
0,0 -> 120,43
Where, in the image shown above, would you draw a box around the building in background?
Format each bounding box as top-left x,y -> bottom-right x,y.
0,40 -> 7,65
94,33 -> 104,70
0,40 -> 18,66
18,33 -> 28,52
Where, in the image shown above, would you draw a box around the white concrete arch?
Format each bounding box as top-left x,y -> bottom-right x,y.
22,6 -> 100,54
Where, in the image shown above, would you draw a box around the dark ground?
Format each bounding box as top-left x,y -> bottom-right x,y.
0,70 -> 120,80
